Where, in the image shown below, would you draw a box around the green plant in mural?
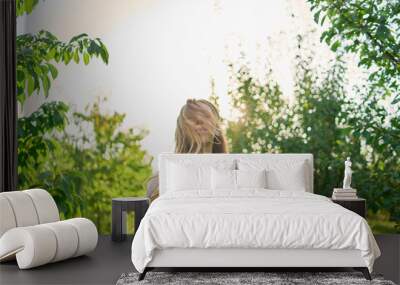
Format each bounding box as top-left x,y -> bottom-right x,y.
17,31 -> 108,103
308,0 -> 400,104
17,0 -> 109,191
346,87 -> 400,231
24,99 -> 152,233
17,0 -> 109,211
17,0 -> 108,104
17,101 -> 69,188
224,44 -> 400,233
71,100 -> 152,233
308,0 -> 400,228
16,0 -> 153,233
17,0 -> 39,16
225,64 -> 293,154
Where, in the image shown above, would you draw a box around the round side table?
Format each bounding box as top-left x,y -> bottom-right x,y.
111,197 -> 149,242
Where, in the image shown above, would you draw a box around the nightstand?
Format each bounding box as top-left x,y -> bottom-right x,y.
331,198 -> 366,218
111,197 -> 149,242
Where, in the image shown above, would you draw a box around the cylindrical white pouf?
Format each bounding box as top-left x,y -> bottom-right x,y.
64,218 -> 98,257
0,218 -> 98,269
42,221 -> 79,262
0,226 -> 58,269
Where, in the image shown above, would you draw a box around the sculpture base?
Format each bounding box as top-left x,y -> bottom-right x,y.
334,188 -> 357,192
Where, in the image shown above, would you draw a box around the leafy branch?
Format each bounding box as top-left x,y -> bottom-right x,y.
309,0 -> 400,103
18,101 -> 69,172
17,0 -> 39,16
17,31 -> 109,104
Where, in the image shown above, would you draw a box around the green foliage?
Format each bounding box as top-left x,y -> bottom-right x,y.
16,0 -> 111,199
16,0 -> 109,103
346,88 -> 400,228
17,31 -> 108,104
17,101 -> 69,185
225,47 -> 400,232
290,54 -> 368,198
17,0 -> 39,16
17,102 -> 82,218
226,64 -> 292,154
308,0 -> 400,103
19,99 -> 153,233
66,99 -> 152,233
15,0 -> 152,233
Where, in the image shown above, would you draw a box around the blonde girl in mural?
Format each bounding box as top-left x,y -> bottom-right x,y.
147,98 -> 228,201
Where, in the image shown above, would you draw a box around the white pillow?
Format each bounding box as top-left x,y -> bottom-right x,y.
236,169 -> 267,189
237,159 -> 307,191
165,158 -> 236,193
211,168 -> 236,190
167,162 -> 211,191
266,161 -> 306,191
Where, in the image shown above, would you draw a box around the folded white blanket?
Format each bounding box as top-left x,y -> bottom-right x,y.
131,190 -> 380,273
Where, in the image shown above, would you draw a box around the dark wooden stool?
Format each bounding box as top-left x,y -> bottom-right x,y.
112,197 -> 149,242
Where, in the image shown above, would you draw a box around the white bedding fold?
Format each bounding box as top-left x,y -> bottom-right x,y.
131,190 -> 380,273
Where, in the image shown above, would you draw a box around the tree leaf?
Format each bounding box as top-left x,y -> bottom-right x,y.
24,0 -> 35,14
331,40 -> 341,52
73,49 -> 80,64
33,66 -> 42,75
100,48 -> 109,64
27,75 -> 35,96
314,10 -> 321,23
69,33 -> 88,43
83,52 -> 90,65
47,47 -> 57,60
42,75 -> 50,97
17,69 -> 25,82
391,96 -> 400,105
63,52 -> 72,65
48,64 -> 58,79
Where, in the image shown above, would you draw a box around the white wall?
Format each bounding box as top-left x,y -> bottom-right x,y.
19,0 -> 366,170
17,13 -> 27,35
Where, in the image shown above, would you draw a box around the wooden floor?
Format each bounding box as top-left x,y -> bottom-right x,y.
0,235 -> 399,285
0,236 -> 134,285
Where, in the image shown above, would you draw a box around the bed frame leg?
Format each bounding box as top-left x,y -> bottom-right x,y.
354,267 -> 371,280
138,268 -> 148,281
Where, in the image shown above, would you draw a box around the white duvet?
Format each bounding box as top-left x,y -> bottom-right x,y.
131,190 -> 380,273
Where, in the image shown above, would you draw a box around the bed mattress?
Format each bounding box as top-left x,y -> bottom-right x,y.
131,190 -> 380,273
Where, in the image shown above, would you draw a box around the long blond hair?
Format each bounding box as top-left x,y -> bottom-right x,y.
175,99 -> 228,153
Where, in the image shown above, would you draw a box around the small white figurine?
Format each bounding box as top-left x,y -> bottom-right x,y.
343,157 -> 352,189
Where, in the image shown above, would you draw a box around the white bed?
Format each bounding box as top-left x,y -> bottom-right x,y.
131,153 -> 380,280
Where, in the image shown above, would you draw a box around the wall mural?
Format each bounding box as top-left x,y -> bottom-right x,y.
17,0 -> 399,234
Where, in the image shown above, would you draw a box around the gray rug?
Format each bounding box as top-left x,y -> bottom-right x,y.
116,271 -> 396,285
